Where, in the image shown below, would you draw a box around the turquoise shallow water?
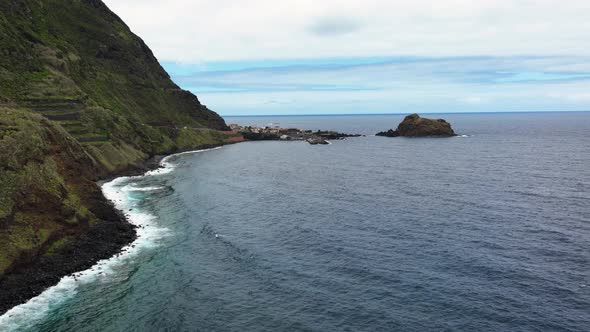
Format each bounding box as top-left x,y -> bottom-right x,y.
2,112 -> 590,331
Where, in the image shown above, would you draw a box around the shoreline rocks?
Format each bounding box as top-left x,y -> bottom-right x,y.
377,114 -> 456,137
0,143 -> 224,316
240,127 -> 362,145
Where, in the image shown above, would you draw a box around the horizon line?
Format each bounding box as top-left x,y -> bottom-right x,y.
222,110 -> 590,117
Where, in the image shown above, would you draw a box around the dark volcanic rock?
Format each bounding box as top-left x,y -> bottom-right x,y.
376,114 -> 456,137
375,128 -> 400,137
0,214 -> 136,315
315,131 -> 362,140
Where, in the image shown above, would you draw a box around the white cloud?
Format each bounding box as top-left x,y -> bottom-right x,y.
100,1 -> 590,115
103,0 -> 590,62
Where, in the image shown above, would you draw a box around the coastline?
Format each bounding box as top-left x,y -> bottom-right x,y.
0,135 -> 339,319
0,142 -> 227,320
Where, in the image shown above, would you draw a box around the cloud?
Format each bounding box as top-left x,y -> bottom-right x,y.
103,0 -> 590,62
308,16 -> 361,36
99,1 -> 590,115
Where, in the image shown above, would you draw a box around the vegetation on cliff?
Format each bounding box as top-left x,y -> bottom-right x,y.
0,110 -> 93,274
0,0 -> 229,310
0,108 -> 136,312
0,0 -> 228,167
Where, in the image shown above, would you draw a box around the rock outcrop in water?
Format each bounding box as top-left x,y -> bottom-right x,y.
376,114 -> 456,137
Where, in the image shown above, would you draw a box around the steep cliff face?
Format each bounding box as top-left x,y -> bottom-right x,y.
0,110 -> 98,274
0,0 -> 228,171
0,0 -> 229,312
0,109 -> 136,313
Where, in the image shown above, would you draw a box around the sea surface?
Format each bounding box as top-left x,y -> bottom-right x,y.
1,112 -> 589,331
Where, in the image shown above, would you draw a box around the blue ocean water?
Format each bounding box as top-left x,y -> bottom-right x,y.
2,112 -> 589,331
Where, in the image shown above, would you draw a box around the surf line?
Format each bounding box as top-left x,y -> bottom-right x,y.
0,146 -> 223,330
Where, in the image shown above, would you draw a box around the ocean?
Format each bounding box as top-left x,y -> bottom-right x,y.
1,112 -> 589,331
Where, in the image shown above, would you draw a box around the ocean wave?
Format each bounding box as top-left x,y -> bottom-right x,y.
145,146 -> 222,176
122,185 -> 166,192
0,146 -> 222,331
0,178 -> 168,331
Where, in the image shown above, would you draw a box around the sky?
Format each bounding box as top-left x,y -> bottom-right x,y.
103,0 -> 590,115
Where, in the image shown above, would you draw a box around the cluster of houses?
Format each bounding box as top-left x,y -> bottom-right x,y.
228,123 -> 361,145
228,124 -> 311,141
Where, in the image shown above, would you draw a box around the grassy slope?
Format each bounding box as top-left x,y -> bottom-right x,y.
0,0 -> 229,277
0,109 -> 103,274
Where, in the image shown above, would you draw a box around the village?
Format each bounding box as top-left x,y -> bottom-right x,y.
228,123 -> 362,145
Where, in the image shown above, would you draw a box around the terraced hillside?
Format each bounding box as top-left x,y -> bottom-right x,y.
13,99 -> 105,143
0,0 -> 231,311
0,0 -> 228,169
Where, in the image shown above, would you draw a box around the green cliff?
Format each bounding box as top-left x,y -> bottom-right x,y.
0,0 -> 229,309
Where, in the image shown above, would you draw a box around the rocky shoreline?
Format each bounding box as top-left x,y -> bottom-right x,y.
231,123 -> 363,145
0,0 -> 239,318
0,113 -> 454,315
0,209 -> 135,315
0,143 -> 224,316
0,130 -> 355,315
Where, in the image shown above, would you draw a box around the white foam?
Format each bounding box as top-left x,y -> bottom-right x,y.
144,160 -> 175,176
122,185 -> 165,192
162,146 -> 222,163
0,146 -> 223,331
0,178 -> 167,331
145,146 -> 221,176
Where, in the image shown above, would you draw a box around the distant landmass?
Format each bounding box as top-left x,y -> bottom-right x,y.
376,113 -> 456,137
